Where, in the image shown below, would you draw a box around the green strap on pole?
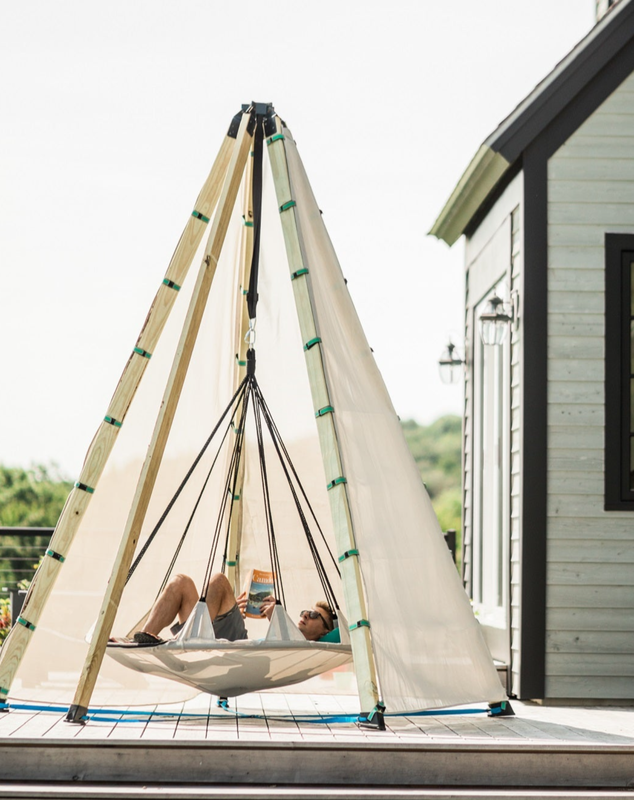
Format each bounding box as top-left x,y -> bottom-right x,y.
74,482 -> 95,494
191,210 -> 210,223
235,354 -> 246,367
315,406 -> 334,418
266,134 -> 285,146
242,216 -> 254,228
162,278 -> 181,291
0,686 -> 9,698
349,619 -> 370,631
279,200 -> 296,213
17,617 -> 36,632
291,268 -> 309,280
104,416 -> 122,428
133,347 -> 152,359
304,337 -> 321,351
46,549 -> 65,563
327,476 -> 347,491
338,549 -> 359,563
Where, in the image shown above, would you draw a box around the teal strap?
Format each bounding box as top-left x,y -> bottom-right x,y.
327,476 -> 347,490
304,337 -> 321,351
291,268 -> 309,280
227,489 -> 240,501
192,210 -> 210,223
316,406 -> 334,418
338,549 -> 359,563
279,200 -> 296,213
242,216 -> 254,228
224,560 -> 238,567
17,616 -> 36,632
236,354 -> 246,366
366,702 -> 386,722
104,416 -> 122,428
349,619 -> 370,631
0,686 -> 8,697
267,134 -> 285,146
162,278 -> 181,291
46,549 -> 65,563
133,347 -> 152,359
75,481 -> 95,494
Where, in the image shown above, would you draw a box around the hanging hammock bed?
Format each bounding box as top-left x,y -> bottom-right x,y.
106,350 -> 352,696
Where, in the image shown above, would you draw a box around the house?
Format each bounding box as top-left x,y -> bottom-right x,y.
430,0 -> 634,702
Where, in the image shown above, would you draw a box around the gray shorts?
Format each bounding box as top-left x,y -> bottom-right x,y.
171,603 -> 248,641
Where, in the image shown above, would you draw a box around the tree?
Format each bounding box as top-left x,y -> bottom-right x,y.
401,416 -> 462,565
0,464 -> 72,596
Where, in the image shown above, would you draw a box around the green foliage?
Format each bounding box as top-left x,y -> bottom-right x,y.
401,415 -> 462,566
0,596 -> 10,645
0,464 -> 72,596
0,464 -> 72,527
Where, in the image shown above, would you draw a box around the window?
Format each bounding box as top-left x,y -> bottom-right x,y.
605,234 -> 634,509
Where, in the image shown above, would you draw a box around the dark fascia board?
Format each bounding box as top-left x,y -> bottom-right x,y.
429,0 -> 634,246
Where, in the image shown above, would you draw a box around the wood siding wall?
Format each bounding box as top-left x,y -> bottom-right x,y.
546,71 -> 634,699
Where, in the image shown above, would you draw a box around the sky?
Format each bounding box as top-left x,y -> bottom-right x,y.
0,1 -> 596,478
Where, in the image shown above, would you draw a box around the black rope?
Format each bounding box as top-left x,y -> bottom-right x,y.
256,385 -> 341,577
200,387 -> 252,600
125,377 -> 250,586
253,382 -> 339,613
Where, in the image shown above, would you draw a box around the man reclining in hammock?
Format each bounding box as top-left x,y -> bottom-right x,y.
132,572 -> 336,644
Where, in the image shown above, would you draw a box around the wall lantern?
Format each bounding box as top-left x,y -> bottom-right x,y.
478,291 -> 519,346
438,341 -> 465,384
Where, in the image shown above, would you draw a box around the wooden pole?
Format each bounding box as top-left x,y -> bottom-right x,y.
0,131 -> 236,705
266,119 -> 382,719
65,110 -> 254,723
225,151 -> 255,593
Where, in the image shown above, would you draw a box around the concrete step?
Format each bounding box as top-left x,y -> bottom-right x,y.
2,739 -> 634,789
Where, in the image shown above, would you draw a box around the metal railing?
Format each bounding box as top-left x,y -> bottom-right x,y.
0,527 -> 53,624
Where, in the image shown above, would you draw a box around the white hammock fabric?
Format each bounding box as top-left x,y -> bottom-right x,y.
106,604 -> 352,697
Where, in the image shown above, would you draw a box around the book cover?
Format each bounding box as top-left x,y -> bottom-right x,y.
245,569 -> 275,619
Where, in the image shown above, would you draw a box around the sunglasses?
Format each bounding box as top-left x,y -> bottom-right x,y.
300,609 -> 332,630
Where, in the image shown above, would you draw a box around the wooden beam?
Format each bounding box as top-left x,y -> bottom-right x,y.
266,119 -> 381,718
0,131 -> 236,704
65,110 -> 254,722
225,150 -> 255,593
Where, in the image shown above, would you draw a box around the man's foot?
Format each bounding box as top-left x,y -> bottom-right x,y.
132,631 -> 164,645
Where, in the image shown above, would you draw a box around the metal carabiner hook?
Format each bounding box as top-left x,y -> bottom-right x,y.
245,319 -> 256,348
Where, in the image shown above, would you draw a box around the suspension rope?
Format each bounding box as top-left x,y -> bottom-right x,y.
253,382 -> 339,613
126,377 -> 249,585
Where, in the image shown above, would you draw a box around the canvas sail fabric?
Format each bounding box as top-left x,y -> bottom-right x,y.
11,151 -> 349,706
282,126 -> 506,712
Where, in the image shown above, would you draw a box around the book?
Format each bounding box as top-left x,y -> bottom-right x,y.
244,569 -> 275,619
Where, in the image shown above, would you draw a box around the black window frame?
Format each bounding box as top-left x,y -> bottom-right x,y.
605,233 -> 634,510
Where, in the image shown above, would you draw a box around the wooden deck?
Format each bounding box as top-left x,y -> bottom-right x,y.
1,695 -> 634,791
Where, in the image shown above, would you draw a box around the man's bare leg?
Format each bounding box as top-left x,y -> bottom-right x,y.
140,573 -> 236,638
141,574 -> 198,637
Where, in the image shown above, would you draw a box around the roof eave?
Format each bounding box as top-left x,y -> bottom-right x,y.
428,146 -> 510,246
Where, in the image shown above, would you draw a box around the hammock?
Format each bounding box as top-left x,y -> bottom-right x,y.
107,600 -> 351,697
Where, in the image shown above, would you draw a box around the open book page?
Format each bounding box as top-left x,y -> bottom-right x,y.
244,569 -> 275,619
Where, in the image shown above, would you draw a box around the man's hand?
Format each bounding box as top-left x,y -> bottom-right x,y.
237,591 -> 248,618
259,595 -> 276,621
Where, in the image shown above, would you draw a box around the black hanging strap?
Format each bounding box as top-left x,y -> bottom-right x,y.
246,115 -> 264,321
